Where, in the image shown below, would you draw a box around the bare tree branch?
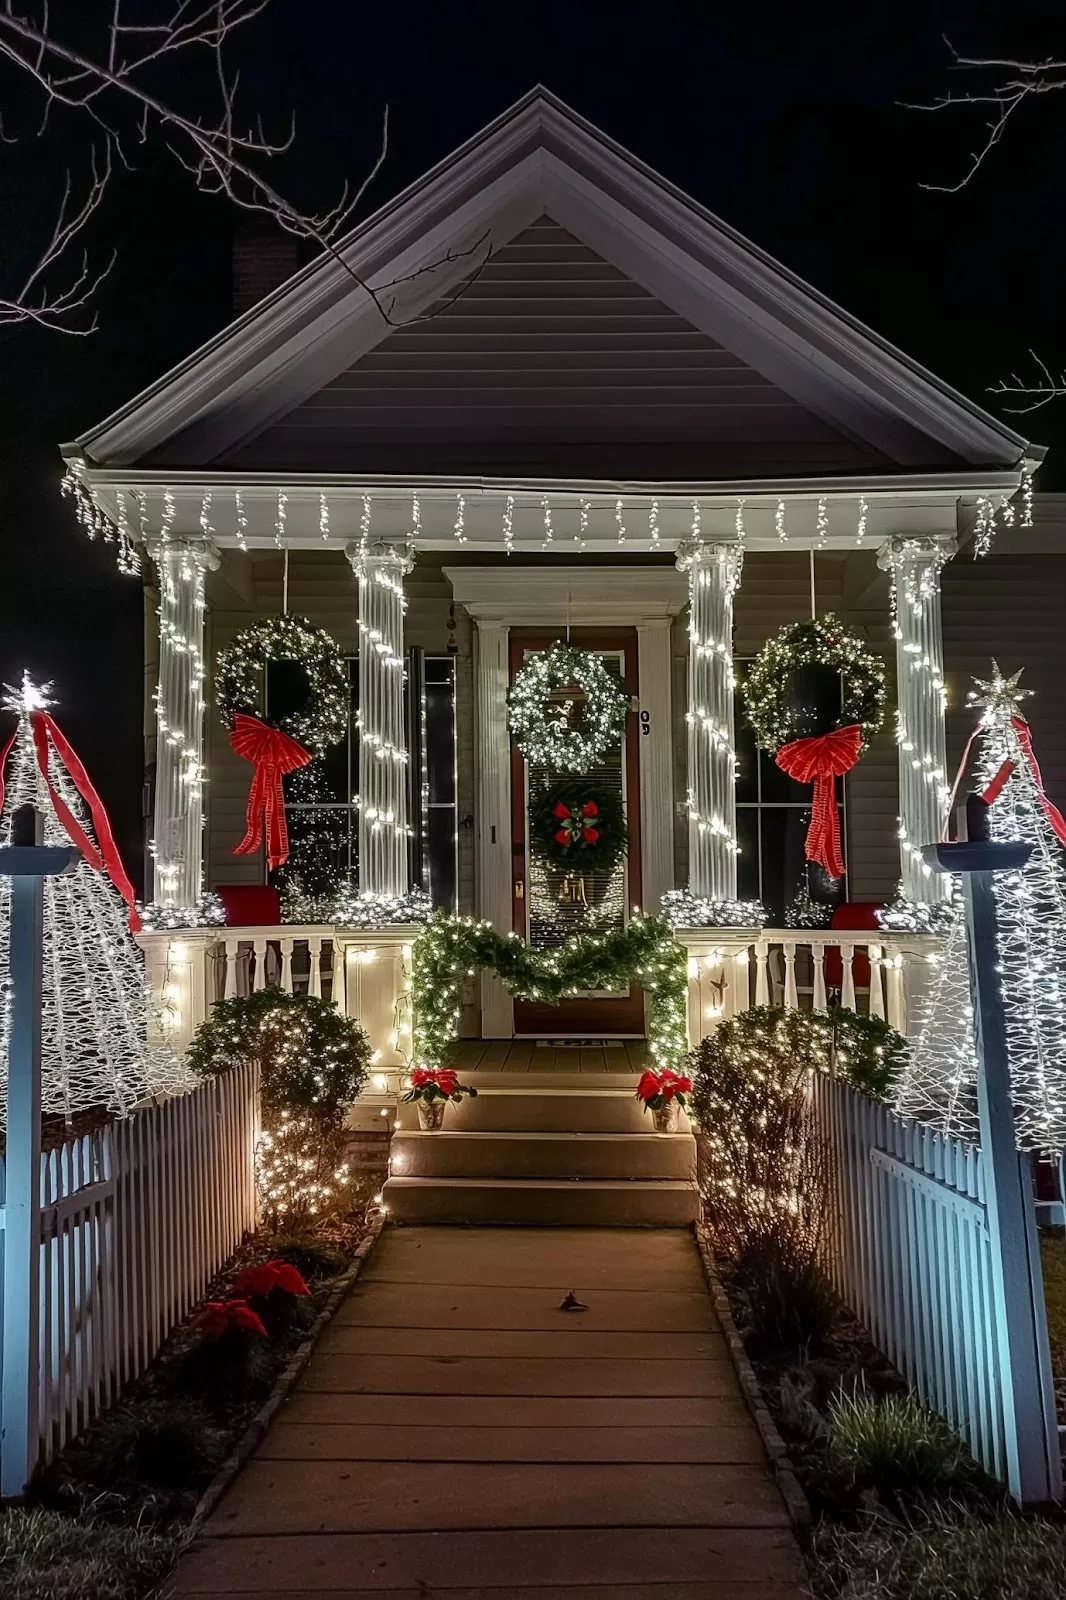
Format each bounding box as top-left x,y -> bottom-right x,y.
909,38 -> 1066,192
988,351 -> 1066,412
0,1 -> 491,333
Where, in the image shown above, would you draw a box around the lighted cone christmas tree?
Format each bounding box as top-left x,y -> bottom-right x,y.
897,664 -> 1066,1150
0,675 -> 189,1122
895,885 -> 979,1140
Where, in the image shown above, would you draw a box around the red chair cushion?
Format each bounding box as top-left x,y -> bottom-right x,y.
216,885 -> 282,927
824,903 -> 881,990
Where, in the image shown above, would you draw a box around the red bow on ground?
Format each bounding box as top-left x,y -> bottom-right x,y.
229,713 -> 311,871
0,708 -> 142,932
981,716 -> 1066,847
774,724 -> 862,880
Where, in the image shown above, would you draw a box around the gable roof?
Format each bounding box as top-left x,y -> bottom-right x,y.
66,87 -> 1038,479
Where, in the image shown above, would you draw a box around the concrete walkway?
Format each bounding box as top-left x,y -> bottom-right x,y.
170,1228 -> 807,1599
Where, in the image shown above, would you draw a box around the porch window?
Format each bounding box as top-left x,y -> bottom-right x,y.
734,660 -> 847,923
269,652 -> 457,912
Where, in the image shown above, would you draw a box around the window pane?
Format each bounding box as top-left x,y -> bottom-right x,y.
736,808 -> 760,903
280,806 -> 352,900
425,677 -> 456,805
427,807 -> 456,910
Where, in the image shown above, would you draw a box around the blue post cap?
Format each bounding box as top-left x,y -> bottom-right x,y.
0,845 -> 81,877
922,839 -> 1032,876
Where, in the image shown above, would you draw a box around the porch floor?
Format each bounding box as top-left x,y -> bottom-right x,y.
453,1038 -> 652,1073
168,1226 -> 807,1598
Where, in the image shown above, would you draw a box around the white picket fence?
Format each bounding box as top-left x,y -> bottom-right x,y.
812,1071 -> 1062,1503
0,1065 -> 258,1489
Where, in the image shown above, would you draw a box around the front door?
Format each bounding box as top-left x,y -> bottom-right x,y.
510,630 -> 644,1036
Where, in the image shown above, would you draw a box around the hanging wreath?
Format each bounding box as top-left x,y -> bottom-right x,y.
741,614 -> 886,880
508,643 -> 629,772
742,614 -> 886,756
215,616 -> 349,872
530,779 -> 627,876
215,615 -> 349,757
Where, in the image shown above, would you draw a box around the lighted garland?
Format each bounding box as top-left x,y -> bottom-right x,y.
660,890 -> 767,930
215,615 -> 349,757
412,911 -> 688,1070
508,643 -> 628,772
137,891 -> 227,931
530,778 -> 626,876
741,613 -> 886,756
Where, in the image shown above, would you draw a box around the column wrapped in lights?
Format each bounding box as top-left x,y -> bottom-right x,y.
348,540 -> 414,899
879,536 -> 952,905
676,537 -> 743,901
149,536 -> 219,907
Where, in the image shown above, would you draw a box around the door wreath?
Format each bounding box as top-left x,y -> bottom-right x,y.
508,642 -> 628,772
530,778 -> 627,877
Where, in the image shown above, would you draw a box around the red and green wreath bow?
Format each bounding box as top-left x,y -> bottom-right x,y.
552,798 -> 600,848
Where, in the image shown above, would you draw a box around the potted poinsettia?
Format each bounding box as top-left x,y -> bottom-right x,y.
636,1067 -> 693,1133
403,1066 -> 478,1131
235,1258 -> 312,1340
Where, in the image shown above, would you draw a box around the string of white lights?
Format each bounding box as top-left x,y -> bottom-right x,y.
676,509 -> 744,902
879,536 -> 952,905
348,541 -> 415,899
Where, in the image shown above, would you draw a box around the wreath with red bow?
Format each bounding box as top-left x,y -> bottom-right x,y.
530,778 -> 627,877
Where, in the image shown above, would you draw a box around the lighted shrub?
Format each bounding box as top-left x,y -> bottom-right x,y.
189,987 -> 370,1225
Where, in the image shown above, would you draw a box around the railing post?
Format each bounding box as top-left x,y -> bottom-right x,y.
0,824 -> 79,1495
924,827 -> 1063,1504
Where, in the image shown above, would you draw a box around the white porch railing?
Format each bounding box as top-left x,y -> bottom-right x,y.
675,928 -> 940,1043
811,1072 -> 1062,1504
138,924 -> 414,1069
0,1064 -> 258,1493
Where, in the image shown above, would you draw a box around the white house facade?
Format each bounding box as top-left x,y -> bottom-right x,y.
60,91 -> 1062,1218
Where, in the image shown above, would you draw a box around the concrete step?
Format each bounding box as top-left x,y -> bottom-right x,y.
383,1176 -> 699,1227
398,1089 -> 678,1134
391,1130 -> 695,1181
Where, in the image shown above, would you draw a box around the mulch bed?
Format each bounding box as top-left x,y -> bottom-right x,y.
31,1194 -> 379,1533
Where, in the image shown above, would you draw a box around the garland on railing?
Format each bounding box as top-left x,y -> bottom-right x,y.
660,889 -> 767,929
411,911 -> 689,1071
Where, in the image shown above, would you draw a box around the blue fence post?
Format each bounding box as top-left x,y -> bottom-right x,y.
924,808 -> 1063,1504
0,819 -> 79,1497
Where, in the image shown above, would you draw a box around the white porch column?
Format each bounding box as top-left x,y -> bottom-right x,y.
474,620 -> 513,1037
636,619 -> 675,913
677,539 -> 743,901
347,541 -> 415,898
148,536 -> 219,907
879,535 -> 953,904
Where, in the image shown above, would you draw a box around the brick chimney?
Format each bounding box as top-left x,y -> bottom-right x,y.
232,221 -> 302,316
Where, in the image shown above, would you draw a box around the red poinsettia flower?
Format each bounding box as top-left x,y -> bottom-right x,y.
581,827 -> 600,843
236,1260 -> 311,1300
435,1069 -> 460,1097
553,801 -> 572,819
635,1070 -> 663,1104
554,828 -> 571,845
197,1298 -> 268,1339
582,800 -> 599,817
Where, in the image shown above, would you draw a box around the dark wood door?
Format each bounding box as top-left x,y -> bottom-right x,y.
510,631 -> 644,1037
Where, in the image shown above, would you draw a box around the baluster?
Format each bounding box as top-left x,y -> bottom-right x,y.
812,943 -> 828,1011
868,943 -> 885,1020
307,936 -> 323,998
223,938 -> 238,1000
840,942 -> 856,1011
279,937 -> 294,994
754,940 -> 768,1007
886,953 -> 907,1034
733,948 -> 751,1012
251,936 -> 267,992
783,940 -> 798,1009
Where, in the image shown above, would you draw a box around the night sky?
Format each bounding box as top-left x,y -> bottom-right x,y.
1,0 -> 1063,881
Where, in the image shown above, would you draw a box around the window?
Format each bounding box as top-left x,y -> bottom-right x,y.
734,659 -> 847,923
269,651 -> 457,912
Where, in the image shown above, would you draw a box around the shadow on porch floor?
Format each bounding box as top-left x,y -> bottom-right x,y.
451,1039 -> 652,1074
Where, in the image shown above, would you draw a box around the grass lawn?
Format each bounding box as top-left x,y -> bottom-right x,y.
1040,1233 -> 1066,1424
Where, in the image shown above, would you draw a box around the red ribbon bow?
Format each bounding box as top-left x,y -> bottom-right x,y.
774,724 -> 863,880
0,709 -> 142,932
229,713 -> 311,871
